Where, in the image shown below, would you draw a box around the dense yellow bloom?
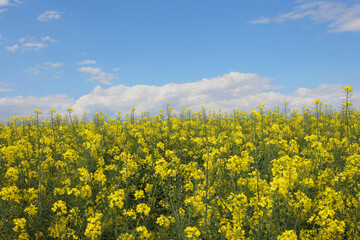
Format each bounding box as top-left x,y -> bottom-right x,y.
52,200 -> 67,216
277,230 -> 297,240
144,183 -> 153,193
13,218 -> 29,240
93,168 -> 107,185
156,215 -> 175,228
0,93 -> 359,239
0,185 -> 21,203
134,189 -> 145,200
13,218 -> 26,232
84,213 -> 103,240
78,168 -> 91,183
184,226 -> 201,239
5,167 -> 19,182
80,184 -> 92,198
108,189 -> 126,209
136,226 -> 153,239
123,208 -> 137,219
24,203 -> 38,216
136,203 -> 151,216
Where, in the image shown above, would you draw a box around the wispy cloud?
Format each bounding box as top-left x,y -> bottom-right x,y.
0,81 -> 15,92
24,62 -> 64,76
44,62 -> 64,68
249,17 -> 270,24
41,36 -> 59,42
78,67 -> 118,85
24,64 -> 42,75
250,1 -> 360,33
78,59 -> 97,65
0,88 -> 14,92
5,44 -> 19,53
0,0 -> 21,12
5,35 -> 58,53
37,10 -> 61,22
22,42 -> 47,51
19,36 -> 33,43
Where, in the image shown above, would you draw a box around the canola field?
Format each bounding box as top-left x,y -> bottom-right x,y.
0,87 -> 359,239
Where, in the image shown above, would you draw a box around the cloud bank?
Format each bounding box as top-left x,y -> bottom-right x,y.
0,72 -> 356,120
250,1 -> 360,33
0,95 -> 73,119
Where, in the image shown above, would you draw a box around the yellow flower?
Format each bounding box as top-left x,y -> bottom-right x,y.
313,99 -> 322,105
144,183 -> 153,194
123,209 -> 137,219
134,189 -> 145,200
184,226 -> 201,239
0,185 -> 21,203
344,85 -> 353,93
156,215 -> 174,228
5,167 -> 19,182
24,204 -> 38,216
118,233 -> 134,240
277,230 -> 297,240
13,218 -> 26,232
136,203 -> 151,216
108,189 -> 126,209
84,213 -> 103,240
136,226 -> 152,239
51,200 -> 67,216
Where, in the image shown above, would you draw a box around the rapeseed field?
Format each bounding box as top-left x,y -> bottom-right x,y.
0,86 -> 359,239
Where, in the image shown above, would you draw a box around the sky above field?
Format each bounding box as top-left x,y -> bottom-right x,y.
1,0 -> 360,119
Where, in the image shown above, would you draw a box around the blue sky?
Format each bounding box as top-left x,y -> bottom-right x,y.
1,0 -> 360,118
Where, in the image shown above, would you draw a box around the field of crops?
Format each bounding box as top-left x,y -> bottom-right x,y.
0,87 -> 359,239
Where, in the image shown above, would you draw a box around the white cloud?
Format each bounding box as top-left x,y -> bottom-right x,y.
41,36 -> 58,42
0,0 -> 9,6
113,67 -> 121,72
251,1 -> 360,33
37,10 -> 60,22
22,42 -> 47,51
78,60 -> 97,65
70,72 -> 351,116
249,17 -> 270,24
0,95 -> 73,119
44,62 -> 64,68
19,36 -> 34,43
78,67 -> 118,85
0,0 -> 20,11
5,44 -> 19,53
0,71 -> 357,119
